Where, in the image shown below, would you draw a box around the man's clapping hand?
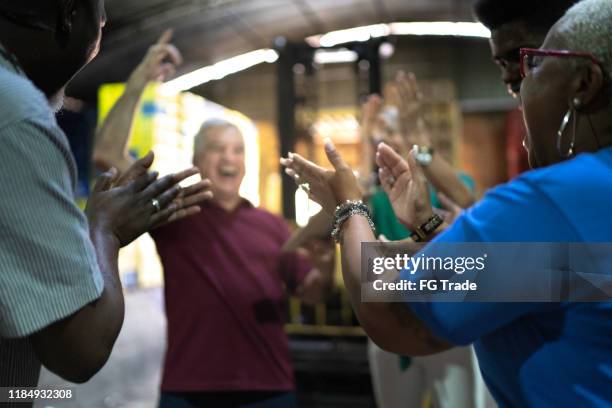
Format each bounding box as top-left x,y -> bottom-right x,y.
86,152 -> 213,246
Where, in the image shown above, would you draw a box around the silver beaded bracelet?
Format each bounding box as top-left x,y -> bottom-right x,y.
331,200 -> 376,243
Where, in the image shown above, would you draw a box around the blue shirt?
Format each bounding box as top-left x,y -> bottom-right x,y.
405,148 -> 612,407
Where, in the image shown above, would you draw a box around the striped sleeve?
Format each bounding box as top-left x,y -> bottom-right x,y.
0,118 -> 104,338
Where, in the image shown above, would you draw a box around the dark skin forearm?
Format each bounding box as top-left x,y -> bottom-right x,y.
339,215 -> 452,356
30,226 -> 125,383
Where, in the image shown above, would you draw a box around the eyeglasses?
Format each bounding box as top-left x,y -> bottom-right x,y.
520,47 -> 603,78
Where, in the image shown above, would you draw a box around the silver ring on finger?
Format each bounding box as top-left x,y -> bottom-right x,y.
151,198 -> 161,213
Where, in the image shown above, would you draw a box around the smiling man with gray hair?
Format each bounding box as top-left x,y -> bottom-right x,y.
147,119 -> 337,407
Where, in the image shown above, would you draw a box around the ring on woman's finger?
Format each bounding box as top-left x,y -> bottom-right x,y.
151,198 -> 161,213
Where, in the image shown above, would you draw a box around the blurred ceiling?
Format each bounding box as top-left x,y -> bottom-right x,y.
68,0 -> 476,100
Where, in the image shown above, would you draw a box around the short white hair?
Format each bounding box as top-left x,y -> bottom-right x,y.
193,118 -> 240,160
556,0 -> 612,77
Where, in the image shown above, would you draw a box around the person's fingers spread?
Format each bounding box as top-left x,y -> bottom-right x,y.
117,152 -> 155,185
180,180 -> 211,197
130,151 -> 155,173
157,28 -> 173,45
165,206 -> 201,224
171,167 -> 200,183
141,151 -> 155,166
178,191 -> 213,208
92,168 -> 117,193
377,143 -> 410,179
323,138 -> 348,171
156,185 -> 182,209
289,153 -> 326,178
150,203 -> 179,229
129,171 -> 159,193
139,173 -> 177,199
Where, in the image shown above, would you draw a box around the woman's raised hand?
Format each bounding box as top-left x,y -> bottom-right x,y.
376,142 -> 434,230
280,139 -> 362,214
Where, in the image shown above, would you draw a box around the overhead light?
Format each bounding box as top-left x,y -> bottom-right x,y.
162,48 -> 279,94
314,49 -> 358,65
390,22 -> 490,38
162,22 -> 490,92
308,24 -> 390,48
306,21 -> 490,48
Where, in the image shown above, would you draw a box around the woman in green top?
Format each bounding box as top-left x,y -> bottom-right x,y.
360,73 -> 482,408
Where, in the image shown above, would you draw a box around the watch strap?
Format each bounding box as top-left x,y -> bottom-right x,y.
410,214 -> 444,242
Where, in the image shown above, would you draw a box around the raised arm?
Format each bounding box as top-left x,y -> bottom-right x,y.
420,154 -> 475,209
93,29 -> 182,173
358,94 -> 383,187
395,72 -> 475,209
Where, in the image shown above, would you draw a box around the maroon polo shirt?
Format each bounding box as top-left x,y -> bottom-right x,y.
150,199 -> 311,392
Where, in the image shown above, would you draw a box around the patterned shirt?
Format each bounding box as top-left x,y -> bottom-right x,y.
0,45 -> 103,400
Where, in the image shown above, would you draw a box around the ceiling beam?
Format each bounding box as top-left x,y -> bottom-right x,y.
371,0 -> 391,23
293,0 -> 326,35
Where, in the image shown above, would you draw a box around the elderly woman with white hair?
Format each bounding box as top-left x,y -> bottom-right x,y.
282,0 -> 612,406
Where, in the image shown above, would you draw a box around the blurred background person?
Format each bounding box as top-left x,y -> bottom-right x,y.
356,73 -> 482,408
473,0 -> 581,179
151,120 -> 336,408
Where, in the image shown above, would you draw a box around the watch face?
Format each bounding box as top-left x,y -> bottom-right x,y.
416,151 -> 433,166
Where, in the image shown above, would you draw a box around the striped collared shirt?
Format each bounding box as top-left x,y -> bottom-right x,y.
0,45 -> 103,403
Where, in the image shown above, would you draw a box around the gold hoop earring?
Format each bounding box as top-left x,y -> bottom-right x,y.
556,108 -> 577,158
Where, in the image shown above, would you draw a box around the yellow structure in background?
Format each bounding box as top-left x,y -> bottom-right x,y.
98,84 -> 157,158
98,83 -> 260,288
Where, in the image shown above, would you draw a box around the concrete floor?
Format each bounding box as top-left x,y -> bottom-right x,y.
35,288 -> 167,408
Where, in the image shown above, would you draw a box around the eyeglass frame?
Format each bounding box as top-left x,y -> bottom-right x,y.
519,47 -> 603,78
